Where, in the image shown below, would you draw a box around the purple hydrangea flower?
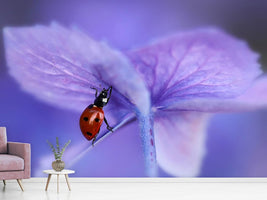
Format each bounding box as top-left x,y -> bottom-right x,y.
4,23 -> 267,177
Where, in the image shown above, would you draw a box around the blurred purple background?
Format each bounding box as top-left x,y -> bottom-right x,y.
1,0 -> 267,177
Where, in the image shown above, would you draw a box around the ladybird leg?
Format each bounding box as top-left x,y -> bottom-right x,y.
107,86 -> 112,103
87,104 -> 94,109
104,117 -> 113,132
90,87 -> 98,98
92,132 -> 100,146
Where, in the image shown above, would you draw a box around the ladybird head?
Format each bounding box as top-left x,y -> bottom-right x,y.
100,88 -> 108,98
94,86 -> 112,107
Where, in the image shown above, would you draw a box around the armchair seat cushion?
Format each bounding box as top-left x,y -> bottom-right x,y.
0,154 -> 24,171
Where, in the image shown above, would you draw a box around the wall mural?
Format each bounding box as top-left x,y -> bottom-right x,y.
1,1 -> 267,177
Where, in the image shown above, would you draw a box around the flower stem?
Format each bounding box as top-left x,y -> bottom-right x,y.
137,111 -> 158,177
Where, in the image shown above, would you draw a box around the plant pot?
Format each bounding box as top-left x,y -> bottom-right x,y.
52,160 -> 65,171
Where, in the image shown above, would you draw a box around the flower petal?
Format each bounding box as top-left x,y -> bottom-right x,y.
154,111 -> 210,176
232,76 -> 267,110
161,76 -> 267,112
127,28 -> 261,109
4,23 -> 154,176
4,23 -> 150,115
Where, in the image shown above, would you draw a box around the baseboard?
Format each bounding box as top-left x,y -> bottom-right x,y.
4,177 -> 267,183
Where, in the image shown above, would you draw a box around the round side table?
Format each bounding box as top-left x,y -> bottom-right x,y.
43,169 -> 75,193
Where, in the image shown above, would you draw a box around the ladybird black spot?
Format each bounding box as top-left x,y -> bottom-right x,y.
86,132 -> 92,136
83,117 -> 88,121
95,118 -> 100,122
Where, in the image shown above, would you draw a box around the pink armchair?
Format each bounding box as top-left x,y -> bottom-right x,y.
0,127 -> 31,191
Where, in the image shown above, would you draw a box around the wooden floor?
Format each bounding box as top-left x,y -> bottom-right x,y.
1,178 -> 267,200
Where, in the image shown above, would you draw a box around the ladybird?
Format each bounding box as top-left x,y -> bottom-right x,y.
79,86 -> 113,145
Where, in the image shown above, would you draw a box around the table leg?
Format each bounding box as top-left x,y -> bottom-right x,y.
65,174 -> 71,191
45,174 -> 52,191
57,174 -> 59,193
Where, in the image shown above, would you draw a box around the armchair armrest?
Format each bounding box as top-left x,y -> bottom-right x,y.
7,142 -> 31,178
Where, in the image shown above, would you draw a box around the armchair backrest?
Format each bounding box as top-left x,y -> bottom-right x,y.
0,127 -> 7,153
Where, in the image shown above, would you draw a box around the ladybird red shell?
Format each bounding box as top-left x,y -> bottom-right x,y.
79,106 -> 104,141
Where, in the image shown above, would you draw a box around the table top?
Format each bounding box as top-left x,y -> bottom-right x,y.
43,169 -> 75,175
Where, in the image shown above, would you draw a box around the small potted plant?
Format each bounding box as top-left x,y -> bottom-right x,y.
47,137 -> 71,171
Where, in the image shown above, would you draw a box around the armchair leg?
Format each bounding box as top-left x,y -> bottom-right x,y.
17,179 -> 24,191
3,180 -> 6,185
